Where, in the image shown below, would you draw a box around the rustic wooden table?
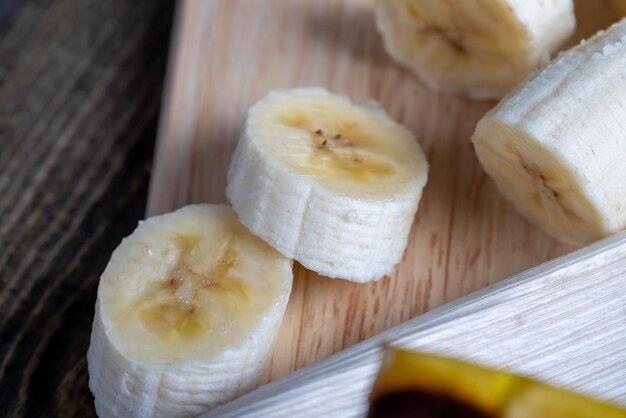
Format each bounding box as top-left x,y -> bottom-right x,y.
0,1 -> 173,416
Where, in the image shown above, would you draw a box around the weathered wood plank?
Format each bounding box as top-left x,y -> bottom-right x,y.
0,1 -> 174,416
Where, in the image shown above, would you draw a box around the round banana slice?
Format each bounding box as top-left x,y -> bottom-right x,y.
472,19 -> 626,245
374,0 -> 576,99
226,88 -> 428,282
87,204 -> 292,417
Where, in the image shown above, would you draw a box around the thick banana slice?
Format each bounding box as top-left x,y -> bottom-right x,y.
472,19 -> 626,246
226,88 -> 428,282
611,0 -> 626,16
374,0 -> 576,99
87,204 -> 292,417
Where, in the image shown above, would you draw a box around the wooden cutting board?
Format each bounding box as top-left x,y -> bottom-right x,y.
147,0 -> 617,383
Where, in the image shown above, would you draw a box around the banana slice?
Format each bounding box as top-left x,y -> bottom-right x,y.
472,19 -> 626,246
226,88 -> 428,282
611,0 -> 626,16
87,204 -> 292,417
374,0 -> 576,99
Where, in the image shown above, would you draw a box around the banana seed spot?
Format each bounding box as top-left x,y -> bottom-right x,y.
280,110 -> 395,181
136,238 -> 246,341
422,25 -> 466,54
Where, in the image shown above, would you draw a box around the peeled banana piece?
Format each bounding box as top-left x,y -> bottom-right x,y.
374,0 -> 576,99
368,349 -> 626,418
226,88 -> 428,282
87,204 -> 292,417
472,19 -> 626,246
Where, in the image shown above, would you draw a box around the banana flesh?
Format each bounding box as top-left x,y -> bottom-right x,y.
226,87 -> 429,282
374,0 -> 576,99
87,204 -> 292,417
472,19 -> 626,245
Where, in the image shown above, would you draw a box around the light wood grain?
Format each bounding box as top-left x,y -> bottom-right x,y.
208,231 -> 626,417
147,0 -> 619,383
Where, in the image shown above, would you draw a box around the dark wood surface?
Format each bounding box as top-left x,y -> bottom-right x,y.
0,0 -> 174,416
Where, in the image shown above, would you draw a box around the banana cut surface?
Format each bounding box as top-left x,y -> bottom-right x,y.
472,19 -> 626,246
374,0 -> 575,99
87,204 -> 292,417
226,88 -> 429,282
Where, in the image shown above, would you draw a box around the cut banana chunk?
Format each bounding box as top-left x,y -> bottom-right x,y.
374,0 -> 576,99
87,204 -> 292,417
226,88 -> 428,282
611,0 -> 626,16
472,19 -> 626,245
